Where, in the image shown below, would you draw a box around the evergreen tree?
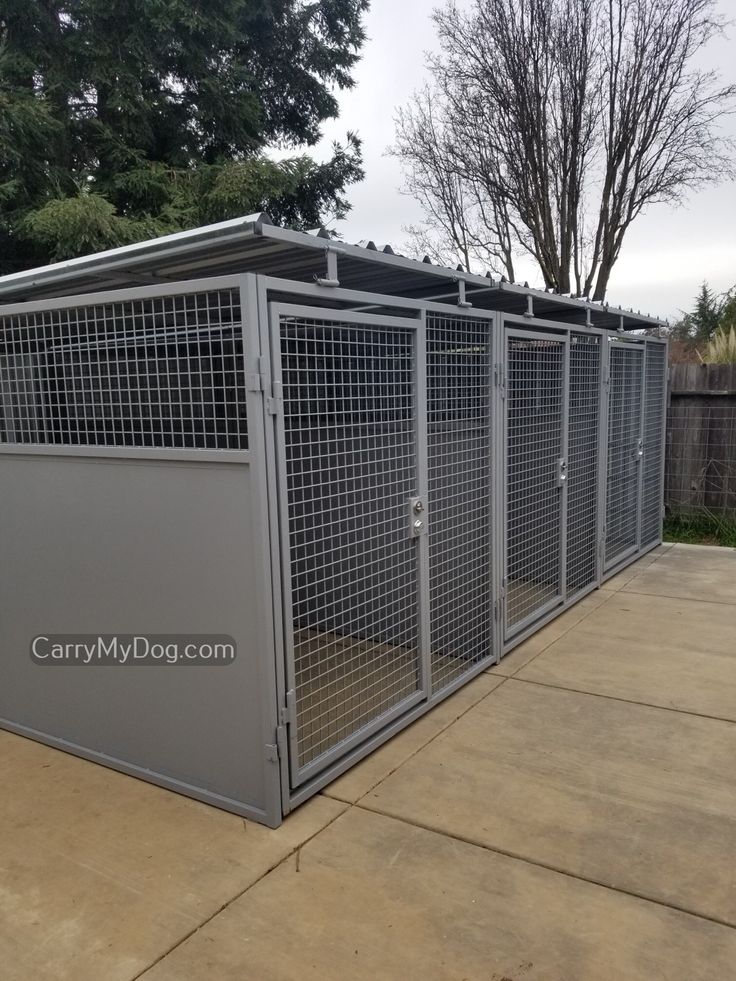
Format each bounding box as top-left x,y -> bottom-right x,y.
0,0 -> 367,272
672,282 -> 724,343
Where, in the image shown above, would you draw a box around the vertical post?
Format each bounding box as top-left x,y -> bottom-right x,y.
597,335 -> 611,579
415,310 -> 432,696
659,339 -> 669,543
492,313 -> 507,659
560,333 -> 571,603
635,341 -> 646,552
239,272 -> 284,827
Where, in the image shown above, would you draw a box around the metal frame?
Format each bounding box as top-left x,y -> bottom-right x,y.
604,335 -> 645,572
0,252 -> 669,827
250,281 -> 667,811
502,326 -> 570,642
268,301 -> 429,788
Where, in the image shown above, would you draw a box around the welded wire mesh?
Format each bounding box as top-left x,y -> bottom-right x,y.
506,336 -> 565,630
427,314 -> 493,692
279,317 -> 420,771
641,342 -> 667,544
605,343 -> 644,564
566,333 -> 601,596
0,290 -> 246,450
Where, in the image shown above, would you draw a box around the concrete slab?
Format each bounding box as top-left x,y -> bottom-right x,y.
362,680 -> 736,925
140,807 -> 736,981
622,543 -> 736,605
324,672 -> 504,804
0,731 -> 346,981
517,592 -> 736,721
492,589 -> 613,676
600,543 -> 673,591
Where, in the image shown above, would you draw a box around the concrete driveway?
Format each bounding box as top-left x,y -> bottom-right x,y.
2,543 -> 736,980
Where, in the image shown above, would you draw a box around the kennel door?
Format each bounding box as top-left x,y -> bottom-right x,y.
605,341 -> 645,570
503,329 -> 568,640
271,305 -> 428,789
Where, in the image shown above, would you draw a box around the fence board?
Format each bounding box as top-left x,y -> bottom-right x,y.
666,364 -> 736,519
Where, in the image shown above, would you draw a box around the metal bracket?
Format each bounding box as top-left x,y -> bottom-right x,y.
633,438 -> 644,462
557,457 -> 568,488
314,246 -> 341,288
524,294 -> 534,319
265,742 -> 279,765
280,689 -> 297,727
456,279 -> 473,309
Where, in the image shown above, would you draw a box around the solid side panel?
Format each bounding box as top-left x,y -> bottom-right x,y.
0,455 -> 271,816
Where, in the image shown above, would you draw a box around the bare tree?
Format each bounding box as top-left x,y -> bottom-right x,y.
395,87 -> 517,278
393,0 -> 735,300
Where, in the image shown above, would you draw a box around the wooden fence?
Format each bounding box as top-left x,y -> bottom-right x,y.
665,363 -> 736,519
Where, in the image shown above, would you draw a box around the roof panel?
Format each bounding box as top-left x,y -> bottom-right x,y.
0,215 -> 665,331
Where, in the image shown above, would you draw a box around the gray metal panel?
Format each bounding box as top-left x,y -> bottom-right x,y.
0,454 -> 275,820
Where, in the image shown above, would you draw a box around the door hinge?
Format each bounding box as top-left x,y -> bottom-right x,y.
280,688 -> 297,727
494,363 -> 506,397
247,356 -> 268,393
266,381 -> 284,416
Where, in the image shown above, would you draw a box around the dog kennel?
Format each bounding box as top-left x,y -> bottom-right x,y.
0,215 -> 667,826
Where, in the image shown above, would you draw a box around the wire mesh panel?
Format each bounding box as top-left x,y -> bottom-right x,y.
641,342 -> 667,546
277,314 -> 421,781
0,290 -> 246,450
605,342 -> 644,566
505,334 -> 565,634
426,314 -> 493,693
566,333 -> 601,597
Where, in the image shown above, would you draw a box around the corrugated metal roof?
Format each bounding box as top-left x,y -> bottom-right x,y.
0,214 -> 665,330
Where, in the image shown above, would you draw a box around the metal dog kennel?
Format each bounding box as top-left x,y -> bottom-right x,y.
0,215 -> 668,826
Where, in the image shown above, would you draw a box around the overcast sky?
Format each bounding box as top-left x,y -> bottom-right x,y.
307,0 -> 736,322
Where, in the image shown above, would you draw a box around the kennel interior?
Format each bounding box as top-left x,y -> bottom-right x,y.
0,215 -> 668,826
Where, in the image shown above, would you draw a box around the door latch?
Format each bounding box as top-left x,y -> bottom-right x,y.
408,497 -> 426,538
